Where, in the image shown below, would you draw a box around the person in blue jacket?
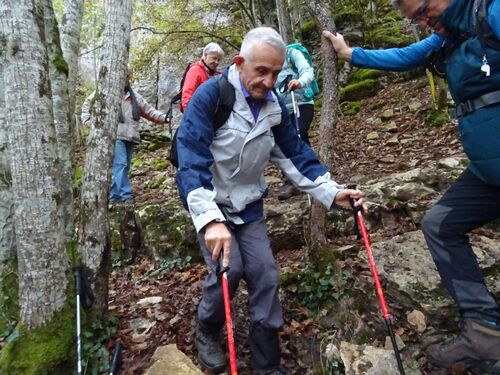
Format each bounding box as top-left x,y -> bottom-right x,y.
176,27 -> 366,375
275,44 -> 317,199
324,0 -> 500,372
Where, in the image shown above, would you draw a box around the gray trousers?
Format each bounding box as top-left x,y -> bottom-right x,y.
197,218 -> 284,330
421,168 -> 500,323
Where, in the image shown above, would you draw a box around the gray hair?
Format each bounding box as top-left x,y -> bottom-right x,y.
202,42 -> 224,58
240,27 -> 286,61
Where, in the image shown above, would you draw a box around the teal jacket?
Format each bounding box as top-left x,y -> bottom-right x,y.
351,0 -> 500,186
275,48 -> 315,113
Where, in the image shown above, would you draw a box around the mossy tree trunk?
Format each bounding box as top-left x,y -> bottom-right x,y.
0,0 -> 69,330
304,0 -> 340,255
79,0 -> 133,319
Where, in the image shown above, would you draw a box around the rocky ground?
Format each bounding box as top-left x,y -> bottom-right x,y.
106,75 -> 499,375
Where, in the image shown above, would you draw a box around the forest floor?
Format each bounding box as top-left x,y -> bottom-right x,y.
107,74 -> 494,375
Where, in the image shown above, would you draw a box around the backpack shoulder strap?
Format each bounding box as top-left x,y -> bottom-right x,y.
213,73 -> 235,130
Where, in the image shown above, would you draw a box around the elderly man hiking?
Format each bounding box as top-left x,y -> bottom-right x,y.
323,0 -> 500,372
175,27 -> 366,374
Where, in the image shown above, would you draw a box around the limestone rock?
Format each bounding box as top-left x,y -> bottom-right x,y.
144,344 -> 203,375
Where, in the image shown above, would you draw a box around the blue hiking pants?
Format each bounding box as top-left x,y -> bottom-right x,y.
421,167 -> 500,323
197,218 -> 284,331
110,139 -> 134,203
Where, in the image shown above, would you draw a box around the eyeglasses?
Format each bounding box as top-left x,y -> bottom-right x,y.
410,0 -> 429,24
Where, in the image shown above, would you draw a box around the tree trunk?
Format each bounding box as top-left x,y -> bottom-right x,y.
0,0 -> 68,329
288,0 -> 304,42
0,58 -> 18,334
42,0 -> 75,243
304,0 -> 339,250
275,0 -> 293,44
79,0 -> 133,318
60,0 -> 84,128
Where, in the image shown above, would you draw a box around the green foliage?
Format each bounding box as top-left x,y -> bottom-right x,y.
141,256 -> 193,282
73,165 -> 84,197
0,308 -> 74,375
81,316 -> 118,375
426,108 -> 449,127
283,265 -> 352,315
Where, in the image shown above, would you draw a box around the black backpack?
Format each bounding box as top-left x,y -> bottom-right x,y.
168,73 -> 235,169
169,62 -> 193,113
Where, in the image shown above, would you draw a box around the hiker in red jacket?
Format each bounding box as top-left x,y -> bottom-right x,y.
181,42 -> 224,112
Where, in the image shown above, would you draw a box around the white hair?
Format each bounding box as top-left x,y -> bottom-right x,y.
202,42 -> 224,58
240,27 -> 286,61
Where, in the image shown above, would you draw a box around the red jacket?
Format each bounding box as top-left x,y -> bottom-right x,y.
181,60 -> 219,111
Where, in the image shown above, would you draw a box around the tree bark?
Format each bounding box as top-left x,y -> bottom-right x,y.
0,0 -> 68,329
0,60 -> 16,307
42,0 -> 75,243
275,0 -> 293,44
60,0 -> 84,128
288,0 -> 304,42
304,0 -> 339,250
79,0 -> 133,318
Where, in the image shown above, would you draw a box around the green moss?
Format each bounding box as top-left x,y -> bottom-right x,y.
53,50 -> 69,76
150,158 -> 169,171
348,69 -> 383,83
371,101 -> 385,110
333,9 -> 363,27
0,307 -> 74,375
426,108 -> 449,127
340,79 -> 379,102
0,264 -> 19,337
341,101 -> 361,116
301,19 -> 316,37
146,174 -> 166,190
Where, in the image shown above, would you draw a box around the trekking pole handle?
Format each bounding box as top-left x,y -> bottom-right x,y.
74,267 -> 82,296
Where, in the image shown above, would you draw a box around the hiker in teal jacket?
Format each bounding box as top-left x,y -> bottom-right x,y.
324,0 -> 500,372
275,45 -> 317,199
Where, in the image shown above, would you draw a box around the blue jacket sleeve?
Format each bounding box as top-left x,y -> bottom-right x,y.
490,0 -> 500,39
351,33 -> 445,71
176,78 -> 226,230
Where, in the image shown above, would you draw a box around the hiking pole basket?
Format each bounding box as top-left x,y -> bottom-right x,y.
218,265 -> 238,374
347,185 -> 406,375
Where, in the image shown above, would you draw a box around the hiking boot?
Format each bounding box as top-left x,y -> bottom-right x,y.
277,183 -> 299,200
195,325 -> 227,373
254,366 -> 290,375
426,319 -> 500,374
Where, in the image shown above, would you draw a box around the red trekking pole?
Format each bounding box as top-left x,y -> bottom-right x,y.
218,264 -> 238,374
348,185 -> 405,375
